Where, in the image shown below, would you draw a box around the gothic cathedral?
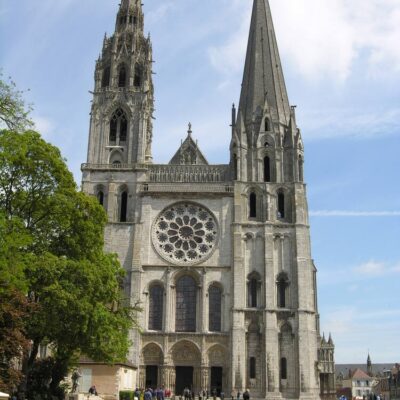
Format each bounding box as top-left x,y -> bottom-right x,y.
81,0 -> 335,399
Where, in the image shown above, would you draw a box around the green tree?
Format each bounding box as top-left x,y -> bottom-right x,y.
0,131 -> 138,399
0,71 -> 33,132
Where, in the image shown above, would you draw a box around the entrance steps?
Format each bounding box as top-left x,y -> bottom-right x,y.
66,394 -> 104,400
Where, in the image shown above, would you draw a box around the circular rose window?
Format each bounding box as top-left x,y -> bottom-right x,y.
152,202 -> 219,265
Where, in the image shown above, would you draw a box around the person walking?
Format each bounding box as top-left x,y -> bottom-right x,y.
243,389 -> 250,400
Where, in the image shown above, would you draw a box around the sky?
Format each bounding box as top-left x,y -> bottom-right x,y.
1,0 -> 400,365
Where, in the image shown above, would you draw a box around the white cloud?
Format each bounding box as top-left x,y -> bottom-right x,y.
355,260 -> 387,276
208,0 -> 400,82
147,2 -> 175,25
302,108 -> 400,140
33,116 -> 55,139
310,210 -> 400,217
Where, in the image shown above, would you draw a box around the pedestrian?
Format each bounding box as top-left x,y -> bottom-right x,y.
236,391 -> 241,400
89,385 -> 98,396
145,388 -> 152,400
243,389 -> 250,400
221,391 -> 225,400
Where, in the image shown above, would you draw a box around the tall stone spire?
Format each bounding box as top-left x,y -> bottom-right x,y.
238,0 -> 291,127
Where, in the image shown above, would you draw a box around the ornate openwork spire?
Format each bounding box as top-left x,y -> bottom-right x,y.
238,0 -> 291,127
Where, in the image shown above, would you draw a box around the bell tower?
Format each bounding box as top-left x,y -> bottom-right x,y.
86,0 -> 154,166
230,1 -> 321,399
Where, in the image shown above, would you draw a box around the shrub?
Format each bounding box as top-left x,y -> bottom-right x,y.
120,391 -> 135,400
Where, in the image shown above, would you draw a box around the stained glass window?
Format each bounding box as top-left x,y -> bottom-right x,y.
209,285 -> 222,332
149,285 -> 163,331
176,276 -> 197,332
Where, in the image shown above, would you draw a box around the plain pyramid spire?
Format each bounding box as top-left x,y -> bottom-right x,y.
238,0 -> 291,126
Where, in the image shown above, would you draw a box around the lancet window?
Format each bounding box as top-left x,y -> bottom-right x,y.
175,276 -> 197,332
208,285 -> 222,332
264,156 -> 271,182
102,66 -> 111,88
118,64 -> 127,88
249,192 -> 257,218
148,284 -> 164,331
278,192 -> 285,219
120,191 -> 128,222
109,108 -> 128,144
277,273 -> 289,308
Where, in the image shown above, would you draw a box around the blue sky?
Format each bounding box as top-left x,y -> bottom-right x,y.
1,0 -> 399,364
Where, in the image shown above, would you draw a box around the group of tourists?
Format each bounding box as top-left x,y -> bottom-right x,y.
134,386 -> 171,400
132,387 -> 251,400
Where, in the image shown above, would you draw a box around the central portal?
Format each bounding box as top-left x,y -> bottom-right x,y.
175,366 -> 194,395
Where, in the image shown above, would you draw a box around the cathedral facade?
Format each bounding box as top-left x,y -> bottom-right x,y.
81,0 -> 335,399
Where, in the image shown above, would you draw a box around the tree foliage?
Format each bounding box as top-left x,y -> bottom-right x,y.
0,131 -> 137,399
0,71 -> 33,132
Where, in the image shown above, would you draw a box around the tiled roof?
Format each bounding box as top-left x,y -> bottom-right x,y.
352,369 -> 372,380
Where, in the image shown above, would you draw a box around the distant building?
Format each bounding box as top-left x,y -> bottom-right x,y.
319,334 -> 336,400
342,369 -> 374,400
389,364 -> 400,400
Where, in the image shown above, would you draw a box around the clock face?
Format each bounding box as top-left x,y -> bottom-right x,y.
152,202 -> 219,266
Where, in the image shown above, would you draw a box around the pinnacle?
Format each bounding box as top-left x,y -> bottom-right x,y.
238,0 -> 291,127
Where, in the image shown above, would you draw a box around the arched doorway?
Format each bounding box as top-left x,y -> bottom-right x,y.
141,343 -> 164,389
171,340 -> 202,395
208,345 -> 228,396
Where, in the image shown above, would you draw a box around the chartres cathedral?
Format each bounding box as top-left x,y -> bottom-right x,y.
81,0 -> 335,399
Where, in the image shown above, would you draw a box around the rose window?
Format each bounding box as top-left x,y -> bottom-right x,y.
152,202 -> 219,265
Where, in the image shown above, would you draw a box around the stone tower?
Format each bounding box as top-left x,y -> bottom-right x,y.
86,0 -> 154,166
81,1 -> 334,399
229,0 -> 318,399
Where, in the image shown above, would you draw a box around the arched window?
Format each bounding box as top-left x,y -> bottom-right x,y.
233,154 -> 238,180
97,191 -> 104,206
175,276 -> 197,332
109,109 -> 128,144
250,357 -> 256,379
264,156 -> 271,182
298,156 -> 304,182
249,192 -> 257,218
149,285 -> 164,331
277,274 -> 289,308
209,285 -> 222,332
278,192 -> 285,219
120,191 -> 128,222
120,116 -> 127,142
102,66 -> 110,88
280,357 -> 287,380
118,64 -> 127,88
134,64 -> 143,87
265,118 -> 271,131
248,278 -> 258,308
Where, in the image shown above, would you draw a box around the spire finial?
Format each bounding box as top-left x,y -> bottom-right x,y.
187,122 -> 192,137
